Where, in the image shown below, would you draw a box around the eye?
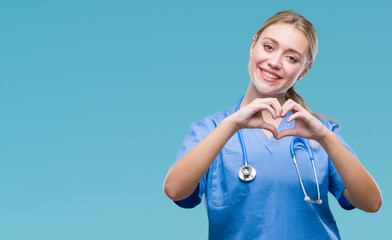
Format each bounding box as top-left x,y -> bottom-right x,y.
287,56 -> 298,63
264,44 -> 273,51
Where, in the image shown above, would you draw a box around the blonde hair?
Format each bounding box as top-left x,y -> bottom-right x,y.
254,10 -> 334,123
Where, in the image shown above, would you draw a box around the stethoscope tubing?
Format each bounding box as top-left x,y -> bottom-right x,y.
235,96 -> 322,204
291,137 -> 322,204
236,96 -> 249,166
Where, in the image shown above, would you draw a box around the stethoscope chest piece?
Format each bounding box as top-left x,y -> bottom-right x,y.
238,165 -> 256,182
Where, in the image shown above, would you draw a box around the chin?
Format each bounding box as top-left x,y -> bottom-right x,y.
252,80 -> 278,96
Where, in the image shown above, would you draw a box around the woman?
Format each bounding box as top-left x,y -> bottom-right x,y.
163,10 -> 382,239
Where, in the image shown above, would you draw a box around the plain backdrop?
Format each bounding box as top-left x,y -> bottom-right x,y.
0,0 -> 390,239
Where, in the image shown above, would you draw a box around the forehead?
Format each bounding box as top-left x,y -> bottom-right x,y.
259,23 -> 309,55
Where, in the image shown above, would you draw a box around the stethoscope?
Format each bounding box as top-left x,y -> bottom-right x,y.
235,96 -> 322,204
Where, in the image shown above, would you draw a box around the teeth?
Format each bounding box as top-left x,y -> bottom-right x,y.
262,70 -> 279,79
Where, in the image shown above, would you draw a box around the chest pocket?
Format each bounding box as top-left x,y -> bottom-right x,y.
207,153 -> 249,207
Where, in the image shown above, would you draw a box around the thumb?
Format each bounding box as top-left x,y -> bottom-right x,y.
276,129 -> 297,140
261,123 -> 278,139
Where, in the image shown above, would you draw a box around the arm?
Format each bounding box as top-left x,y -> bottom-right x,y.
163,117 -> 238,201
163,98 -> 281,201
318,132 -> 382,212
278,100 -> 382,212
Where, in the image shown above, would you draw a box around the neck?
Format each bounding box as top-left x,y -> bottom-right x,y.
240,82 -> 286,108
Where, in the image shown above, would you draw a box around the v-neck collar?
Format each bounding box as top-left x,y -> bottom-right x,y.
246,111 -> 294,154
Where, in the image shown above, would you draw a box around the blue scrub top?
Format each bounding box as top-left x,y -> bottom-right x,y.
174,106 -> 355,240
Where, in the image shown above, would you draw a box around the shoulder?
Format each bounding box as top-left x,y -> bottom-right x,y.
189,106 -> 236,134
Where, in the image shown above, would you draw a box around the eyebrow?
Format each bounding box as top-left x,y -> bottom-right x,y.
262,37 -> 303,58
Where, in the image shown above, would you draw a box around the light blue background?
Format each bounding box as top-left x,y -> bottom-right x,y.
0,0 -> 390,239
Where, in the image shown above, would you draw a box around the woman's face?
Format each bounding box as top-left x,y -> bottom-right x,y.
248,23 -> 311,98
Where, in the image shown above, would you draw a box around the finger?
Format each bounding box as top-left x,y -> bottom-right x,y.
280,100 -> 295,117
276,128 -> 297,140
260,122 -> 278,138
280,98 -> 294,109
252,103 -> 277,119
286,112 -> 305,123
268,98 -> 282,118
281,101 -> 302,118
254,98 -> 281,118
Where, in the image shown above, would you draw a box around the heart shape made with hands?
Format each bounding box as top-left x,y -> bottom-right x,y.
259,116 -> 289,140
258,108 -> 321,141
238,98 -> 326,141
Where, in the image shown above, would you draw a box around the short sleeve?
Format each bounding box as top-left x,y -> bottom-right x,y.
173,121 -> 214,208
328,122 -> 356,210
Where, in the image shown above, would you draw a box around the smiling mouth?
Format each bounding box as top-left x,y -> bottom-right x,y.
259,68 -> 281,82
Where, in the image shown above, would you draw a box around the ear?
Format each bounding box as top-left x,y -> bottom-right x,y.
297,64 -> 312,80
249,35 -> 257,56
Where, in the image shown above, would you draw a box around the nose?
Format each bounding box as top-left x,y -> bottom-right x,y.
267,52 -> 282,69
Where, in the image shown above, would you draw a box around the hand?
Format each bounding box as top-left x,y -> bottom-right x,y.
276,99 -> 330,141
229,98 -> 281,138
